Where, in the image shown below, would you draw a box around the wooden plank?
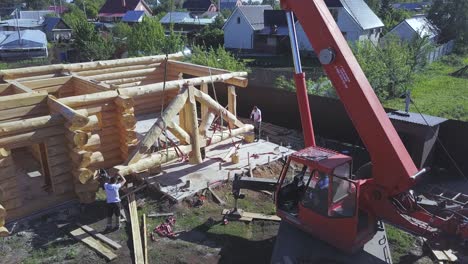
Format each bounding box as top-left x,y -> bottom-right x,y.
19,76 -> 72,89
10,81 -> 34,93
147,212 -> 174,218
208,187 -> 226,206
0,91 -> 48,111
69,227 -> 117,261
128,193 -> 144,264
77,224 -> 122,250
221,209 -> 280,222
142,214 -> 148,264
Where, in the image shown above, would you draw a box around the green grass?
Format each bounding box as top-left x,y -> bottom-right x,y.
386,224 -> 415,263
384,56 -> 468,121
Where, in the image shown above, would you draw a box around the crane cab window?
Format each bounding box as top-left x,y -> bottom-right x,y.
301,162 -> 356,218
277,161 -> 310,214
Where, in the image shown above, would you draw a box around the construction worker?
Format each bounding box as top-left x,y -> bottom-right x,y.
104,174 -> 126,231
250,106 -> 262,141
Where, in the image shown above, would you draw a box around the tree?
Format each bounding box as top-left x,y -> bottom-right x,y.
364,0 -> 380,13
63,5 -> 87,29
72,0 -> 106,19
194,16 -> 225,48
428,0 -> 468,53
190,46 -> 247,72
73,20 -> 115,61
127,17 -> 185,56
24,0 -> 49,10
351,35 -> 431,100
378,1 -> 412,34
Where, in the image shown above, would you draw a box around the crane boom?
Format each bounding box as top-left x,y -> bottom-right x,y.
282,0 -> 417,195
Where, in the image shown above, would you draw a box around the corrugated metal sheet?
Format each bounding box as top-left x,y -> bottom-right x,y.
19,10 -> 54,20
405,16 -> 439,39
238,5 -> 272,30
160,12 -> 192,23
340,0 -> 384,30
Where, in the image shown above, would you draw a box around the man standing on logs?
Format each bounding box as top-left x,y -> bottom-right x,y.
250,106 -> 262,141
104,174 -> 126,231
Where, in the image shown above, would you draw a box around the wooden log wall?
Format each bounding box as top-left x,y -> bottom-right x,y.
0,149 -> 22,213
115,96 -> 137,161
64,114 -> 102,204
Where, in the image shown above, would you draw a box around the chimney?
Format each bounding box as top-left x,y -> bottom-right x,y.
122,0 -> 126,7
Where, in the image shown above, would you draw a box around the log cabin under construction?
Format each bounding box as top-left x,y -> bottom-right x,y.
0,53 -> 252,235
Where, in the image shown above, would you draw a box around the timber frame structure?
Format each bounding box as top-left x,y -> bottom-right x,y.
0,52 -> 251,235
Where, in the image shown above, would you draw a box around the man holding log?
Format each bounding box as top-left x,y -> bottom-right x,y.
104,174 -> 126,231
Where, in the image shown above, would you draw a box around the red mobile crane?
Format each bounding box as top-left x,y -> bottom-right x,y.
233,0 -> 468,253
273,0 -> 468,252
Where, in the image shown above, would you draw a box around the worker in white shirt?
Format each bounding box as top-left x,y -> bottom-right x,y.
250,106 -> 262,141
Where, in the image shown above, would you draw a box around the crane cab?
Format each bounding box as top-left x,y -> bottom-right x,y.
275,146 -> 377,252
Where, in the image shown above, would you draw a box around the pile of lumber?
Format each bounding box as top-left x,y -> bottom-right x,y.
69,224 -> 121,261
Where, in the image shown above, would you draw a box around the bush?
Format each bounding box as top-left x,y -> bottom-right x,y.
189,46 -> 248,72
352,35 -> 433,100
275,75 -> 337,98
440,54 -> 464,67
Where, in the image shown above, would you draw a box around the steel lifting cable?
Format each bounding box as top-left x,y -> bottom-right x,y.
411,99 -> 467,181
159,0 -> 175,161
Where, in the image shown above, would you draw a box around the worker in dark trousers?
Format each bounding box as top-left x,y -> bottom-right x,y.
104,174 -> 126,230
250,106 -> 262,141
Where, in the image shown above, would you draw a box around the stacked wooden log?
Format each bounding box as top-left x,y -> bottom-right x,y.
0,148 -> 20,231
115,96 -> 138,161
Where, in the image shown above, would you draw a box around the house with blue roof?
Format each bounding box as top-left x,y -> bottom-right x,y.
0,30 -> 48,60
42,17 -> 72,42
122,11 -> 147,23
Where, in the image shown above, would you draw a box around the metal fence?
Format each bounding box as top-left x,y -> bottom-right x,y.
213,84 -> 468,176
427,40 -> 455,63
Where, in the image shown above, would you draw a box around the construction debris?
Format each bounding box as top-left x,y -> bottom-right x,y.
69,227 -> 117,261
147,212 -> 174,218
222,209 -> 281,222
151,216 -> 177,239
77,223 -> 122,250
208,187 -> 226,206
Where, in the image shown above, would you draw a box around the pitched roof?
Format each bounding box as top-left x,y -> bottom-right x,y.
182,0 -> 213,12
43,17 -> 71,32
122,10 -> 145,22
404,16 -> 439,39
19,10 -> 54,20
329,0 -> 384,30
0,19 -> 43,29
237,5 -> 272,30
0,30 -> 47,49
99,0 -> 150,15
220,0 -> 242,10
160,11 -> 217,25
160,12 -> 192,23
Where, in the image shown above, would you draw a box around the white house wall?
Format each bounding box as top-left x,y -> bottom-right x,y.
223,9 -> 254,50
336,8 -> 362,42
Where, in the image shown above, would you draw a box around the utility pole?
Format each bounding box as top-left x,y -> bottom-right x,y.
83,0 -> 87,19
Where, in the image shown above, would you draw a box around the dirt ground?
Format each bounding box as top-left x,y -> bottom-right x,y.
3,147 -> 462,264
0,162 -> 283,264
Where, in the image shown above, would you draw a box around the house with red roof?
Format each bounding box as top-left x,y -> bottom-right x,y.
98,0 -> 152,22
